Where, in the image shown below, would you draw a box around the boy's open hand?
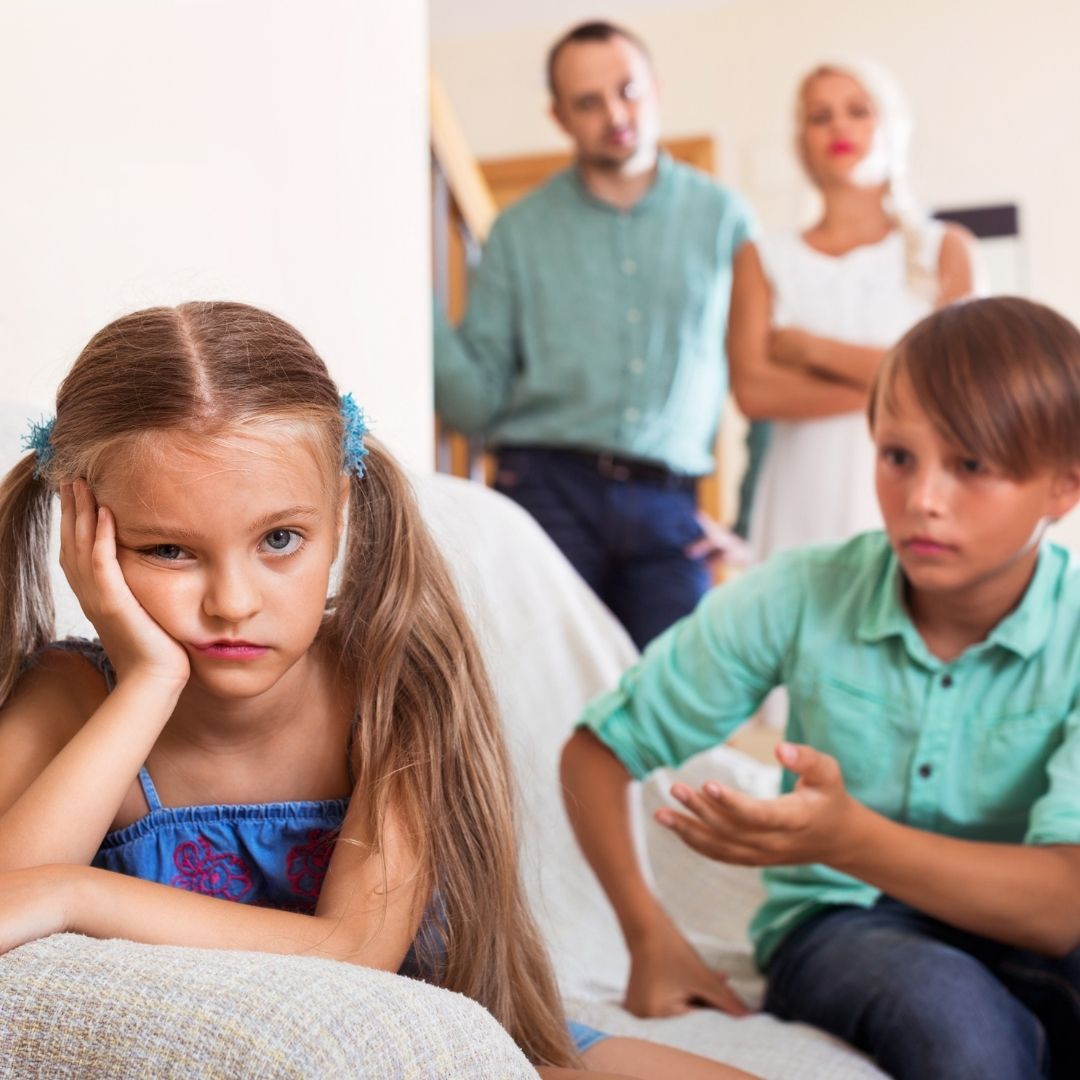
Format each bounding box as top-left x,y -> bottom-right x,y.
656,742 -> 857,867
59,480 -> 190,689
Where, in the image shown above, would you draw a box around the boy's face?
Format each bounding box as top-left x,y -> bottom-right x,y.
873,374 -> 1080,601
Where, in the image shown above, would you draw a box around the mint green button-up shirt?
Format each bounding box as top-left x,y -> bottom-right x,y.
580,531 -> 1080,968
434,154 -> 756,477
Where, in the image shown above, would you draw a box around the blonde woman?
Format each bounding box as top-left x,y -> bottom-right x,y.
729,60 -> 976,559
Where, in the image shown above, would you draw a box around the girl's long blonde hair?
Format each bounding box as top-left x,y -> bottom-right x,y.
0,301 -> 575,1067
796,59 -> 937,299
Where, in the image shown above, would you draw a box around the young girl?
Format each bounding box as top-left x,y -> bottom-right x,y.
728,59 -> 976,555
563,296 -> 1080,1078
0,302 -> 757,1080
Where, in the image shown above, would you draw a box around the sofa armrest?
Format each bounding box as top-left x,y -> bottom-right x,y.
0,934 -> 536,1079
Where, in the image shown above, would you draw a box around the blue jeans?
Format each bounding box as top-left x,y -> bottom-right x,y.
494,447 -> 709,649
764,895 -> 1080,1079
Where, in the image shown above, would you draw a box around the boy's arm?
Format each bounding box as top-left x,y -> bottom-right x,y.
662,742 -> 1080,957
560,730 -> 748,1017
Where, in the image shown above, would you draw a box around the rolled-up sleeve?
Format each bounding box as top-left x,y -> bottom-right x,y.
580,554 -> 801,778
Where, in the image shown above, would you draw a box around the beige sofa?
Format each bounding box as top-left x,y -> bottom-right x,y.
0,452 -> 884,1078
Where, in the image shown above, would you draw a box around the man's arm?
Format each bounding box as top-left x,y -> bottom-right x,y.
434,220 -> 519,435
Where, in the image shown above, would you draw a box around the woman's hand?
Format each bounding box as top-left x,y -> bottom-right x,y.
625,914 -> 750,1018
656,742 -> 857,868
0,865 -> 74,955
59,480 -> 190,689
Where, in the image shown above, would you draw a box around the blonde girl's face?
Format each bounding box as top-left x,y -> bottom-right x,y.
800,71 -> 881,187
94,426 -> 346,702
873,374 -> 1080,604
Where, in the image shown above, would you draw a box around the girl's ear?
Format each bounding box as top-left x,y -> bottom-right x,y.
1049,466 -> 1080,521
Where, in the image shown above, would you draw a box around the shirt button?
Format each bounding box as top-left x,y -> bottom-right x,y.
626,307 -> 641,324
624,406 -> 640,423
629,358 -> 646,374
918,763 -> 933,779
941,674 -> 954,688
622,258 -> 637,275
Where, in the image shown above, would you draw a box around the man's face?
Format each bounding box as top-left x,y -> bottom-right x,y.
550,35 -> 660,171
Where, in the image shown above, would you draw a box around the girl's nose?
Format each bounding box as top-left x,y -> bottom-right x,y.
202,564 -> 262,624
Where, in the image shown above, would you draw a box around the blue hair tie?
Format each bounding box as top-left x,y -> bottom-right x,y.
21,415 -> 56,479
340,393 -> 370,478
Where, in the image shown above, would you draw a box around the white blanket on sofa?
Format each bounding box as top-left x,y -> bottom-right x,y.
413,474 -> 885,1079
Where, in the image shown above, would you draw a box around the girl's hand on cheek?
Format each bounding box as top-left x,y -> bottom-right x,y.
655,743 -> 858,868
59,481 -> 190,690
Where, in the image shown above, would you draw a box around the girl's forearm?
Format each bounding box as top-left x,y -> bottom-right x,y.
0,676 -> 180,871
835,803 -> 1080,955
61,865 -> 410,970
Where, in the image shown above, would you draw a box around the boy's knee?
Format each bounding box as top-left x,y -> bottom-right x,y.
858,954 -> 1045,1080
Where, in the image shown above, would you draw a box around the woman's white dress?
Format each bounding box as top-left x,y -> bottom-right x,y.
748,225 -> 944,559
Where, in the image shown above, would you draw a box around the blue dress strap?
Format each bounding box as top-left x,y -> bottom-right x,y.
137,766 -> 164,812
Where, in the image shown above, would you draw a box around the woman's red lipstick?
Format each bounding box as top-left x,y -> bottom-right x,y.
193,640 -> 268,660
828,139 -> 856,155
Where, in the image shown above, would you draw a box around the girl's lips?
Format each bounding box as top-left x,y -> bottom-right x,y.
192,641 -> 269,660
827,140 -> 856,155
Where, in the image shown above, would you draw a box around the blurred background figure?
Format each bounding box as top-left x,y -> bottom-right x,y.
434,21 -> 755,650
728,59 -> 977,560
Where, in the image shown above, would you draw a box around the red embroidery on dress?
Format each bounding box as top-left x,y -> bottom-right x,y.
171,835 -> 254,902
285,829 -> 336,899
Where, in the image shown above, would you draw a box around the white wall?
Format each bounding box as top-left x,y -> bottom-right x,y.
432,0 -> 1080,546
1,0 -> 431,469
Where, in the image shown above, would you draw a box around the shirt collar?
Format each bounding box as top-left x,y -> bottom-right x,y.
570,149 -> 673,214
857,541 -> 1061,663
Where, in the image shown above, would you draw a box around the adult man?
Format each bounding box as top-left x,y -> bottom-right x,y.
435,21 -> 756,649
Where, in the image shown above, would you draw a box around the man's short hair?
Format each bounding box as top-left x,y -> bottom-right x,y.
545,21 -> 651,98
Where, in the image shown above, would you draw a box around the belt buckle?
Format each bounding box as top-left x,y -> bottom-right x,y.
597,453 -> 631,482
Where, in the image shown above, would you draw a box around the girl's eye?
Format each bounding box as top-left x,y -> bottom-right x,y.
882,447 -> 910,467
146,544 -> 189,561
261,528 -> 302,555
959,458 -> 985,476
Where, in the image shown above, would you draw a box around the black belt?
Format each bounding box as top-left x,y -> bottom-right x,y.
500,445 -> 699,492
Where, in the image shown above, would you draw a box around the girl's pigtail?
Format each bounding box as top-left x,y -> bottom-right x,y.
0,455 -> 55,706
327,441 -> 577,1068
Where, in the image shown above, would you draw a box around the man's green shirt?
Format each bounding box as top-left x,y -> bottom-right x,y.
434,153 -> 756,477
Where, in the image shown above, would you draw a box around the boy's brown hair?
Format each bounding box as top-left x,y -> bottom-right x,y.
869,296 -> 1080,477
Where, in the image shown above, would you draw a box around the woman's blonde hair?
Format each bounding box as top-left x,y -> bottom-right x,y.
0,301 -> 576,1067
796,59 -> 936,299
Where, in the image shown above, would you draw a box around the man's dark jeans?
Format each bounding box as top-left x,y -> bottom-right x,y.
764,895 -> 1080,1079
494,447 -> 709,649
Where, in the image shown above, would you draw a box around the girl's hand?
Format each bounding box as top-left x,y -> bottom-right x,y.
656,742 -> 856,867
768,327 -> 818,369
625,915 -> 750,1019
59,480 -> 190,689
0,866 -> 72,955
